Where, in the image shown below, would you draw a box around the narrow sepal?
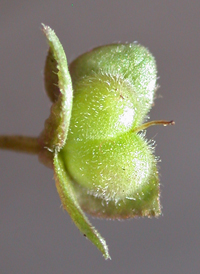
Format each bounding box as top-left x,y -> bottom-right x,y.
39,24 -> 73,151
53,152 -> 111,260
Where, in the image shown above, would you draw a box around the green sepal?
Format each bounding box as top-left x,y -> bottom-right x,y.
69,43 -> 157,119
53,152 -> 111,260
39,24 -> 73,151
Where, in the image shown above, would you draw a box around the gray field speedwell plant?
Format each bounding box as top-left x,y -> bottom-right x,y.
0,25 -> 174,259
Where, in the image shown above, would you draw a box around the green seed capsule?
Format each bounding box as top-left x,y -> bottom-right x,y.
61,43 -> 160,218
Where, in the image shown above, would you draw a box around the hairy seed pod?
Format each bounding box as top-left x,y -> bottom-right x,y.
61,43 -> 160,219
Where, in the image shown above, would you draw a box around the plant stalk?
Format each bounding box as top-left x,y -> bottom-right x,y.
0,135 -> 41,155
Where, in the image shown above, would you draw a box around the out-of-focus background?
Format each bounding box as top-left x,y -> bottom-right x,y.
0,1 -> 199,273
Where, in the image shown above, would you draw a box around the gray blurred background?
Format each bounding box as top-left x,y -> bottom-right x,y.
0,1 -> 199,273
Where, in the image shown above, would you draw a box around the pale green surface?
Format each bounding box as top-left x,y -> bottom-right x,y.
62,133 -> 160,218
69,43 -> 157,119
68,74 -> 141,140
63,133 -> 158,202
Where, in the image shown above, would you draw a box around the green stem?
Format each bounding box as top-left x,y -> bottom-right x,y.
134,120 -> 175,133
0,135 -> 41,155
